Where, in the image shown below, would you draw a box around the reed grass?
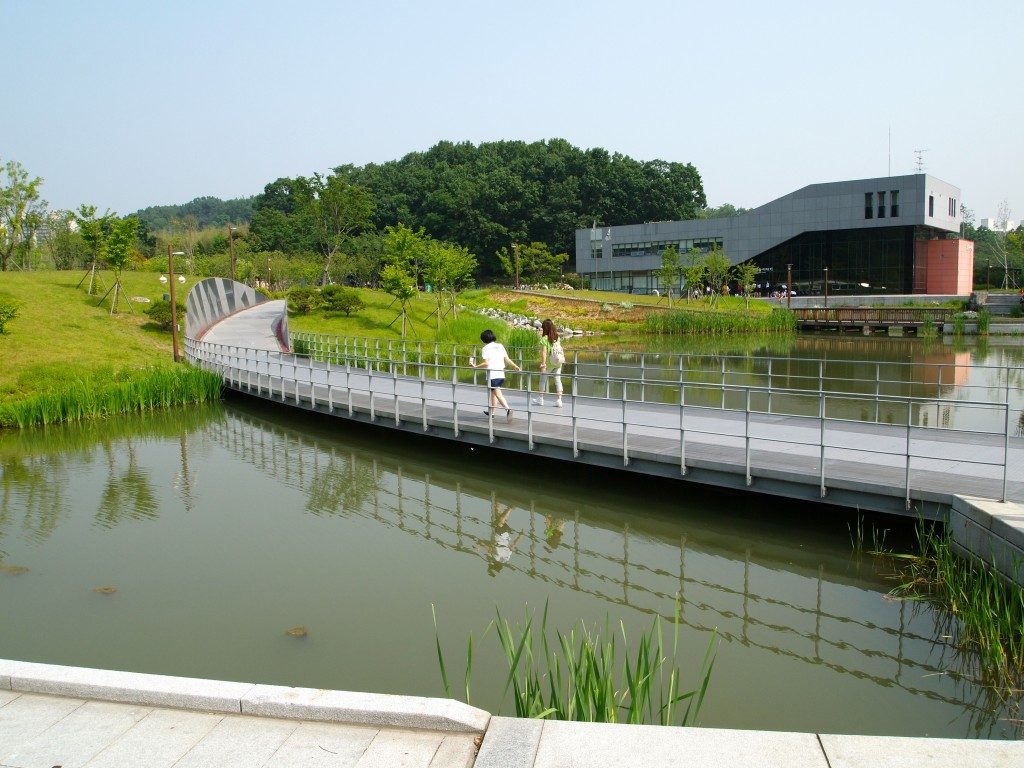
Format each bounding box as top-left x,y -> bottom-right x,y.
433,602 -> 716,726
0,365 -> 222,429
642,308 -> 796,335
887,522 -> 1024,688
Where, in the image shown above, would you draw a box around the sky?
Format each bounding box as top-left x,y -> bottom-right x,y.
3,0 -> 1021,223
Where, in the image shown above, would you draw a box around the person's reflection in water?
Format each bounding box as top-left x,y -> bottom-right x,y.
479,500 -> 523,576
543,514 -> 565,551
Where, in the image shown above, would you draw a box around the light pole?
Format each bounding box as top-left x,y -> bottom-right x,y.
823,266 -> 829,308
167,246 -> 185,363
228,225 -> 238,282
787,263 -> 793,309
512,242 -> 520,289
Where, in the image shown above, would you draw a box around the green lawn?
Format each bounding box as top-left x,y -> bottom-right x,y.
0,270 -> 177,400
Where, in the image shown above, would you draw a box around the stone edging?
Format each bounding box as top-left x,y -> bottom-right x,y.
0,659 -> 490,733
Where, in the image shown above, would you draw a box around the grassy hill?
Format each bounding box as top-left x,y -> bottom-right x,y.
0,270 -> 180,401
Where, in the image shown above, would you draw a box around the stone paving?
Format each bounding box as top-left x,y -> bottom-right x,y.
0,690 -> 478,768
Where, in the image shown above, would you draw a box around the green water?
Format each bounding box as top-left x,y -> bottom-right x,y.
1,336 -> 1022,739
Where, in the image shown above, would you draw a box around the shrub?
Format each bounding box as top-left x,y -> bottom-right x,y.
562,272 -> 585,290
0,298 -> 19,334
145,299 -> 185,331
287,287 -> 320,315
321,285 -> 364,316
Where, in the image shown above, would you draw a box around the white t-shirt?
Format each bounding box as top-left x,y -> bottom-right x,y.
481,341 -> 509,379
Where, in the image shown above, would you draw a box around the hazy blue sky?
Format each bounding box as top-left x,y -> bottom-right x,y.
3,0 -> 1021,222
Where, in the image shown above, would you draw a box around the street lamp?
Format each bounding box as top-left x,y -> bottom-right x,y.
167,246 -> 185,363
228,225 -> 238,282
786,263 -> 793,309
512,242 -> 520,290
823,267 -> 829,308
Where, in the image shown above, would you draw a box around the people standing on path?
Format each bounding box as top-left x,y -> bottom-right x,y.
469,329 -> 521,422
531,319 -> 564,407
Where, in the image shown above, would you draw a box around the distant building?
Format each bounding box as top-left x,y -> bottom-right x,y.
979,217 -> 1016,232
575,174 -> 973,296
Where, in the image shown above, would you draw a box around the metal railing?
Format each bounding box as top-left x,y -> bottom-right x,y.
185,336 -> 1017,506
289,331 -> 1022,426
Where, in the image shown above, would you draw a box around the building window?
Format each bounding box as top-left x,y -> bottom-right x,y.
877,191 -> 886,219
591,244 -> 602,259
948,198 -> 956,217
865,192 -> 873,219
928,195 -> 934,217
890,190 -> 899,218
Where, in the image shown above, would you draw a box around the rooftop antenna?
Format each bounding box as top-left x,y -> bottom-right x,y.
913,148 -> 928,173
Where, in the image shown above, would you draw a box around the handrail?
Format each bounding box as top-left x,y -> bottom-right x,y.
184,337 -> 1016,506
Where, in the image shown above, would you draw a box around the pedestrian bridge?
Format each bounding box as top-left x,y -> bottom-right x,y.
183,279 -> 1024,583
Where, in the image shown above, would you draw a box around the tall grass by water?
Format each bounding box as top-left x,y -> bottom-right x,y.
642,308 -> 796,336
433,603 -> 716,726
0,366 -> 223,429
888,522 -> 1024,688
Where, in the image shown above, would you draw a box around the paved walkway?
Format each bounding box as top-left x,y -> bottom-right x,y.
0,690 -> 477,768
4,666 -> 1024,768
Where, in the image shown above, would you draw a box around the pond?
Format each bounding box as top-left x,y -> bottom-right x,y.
1,347 -> 1021,740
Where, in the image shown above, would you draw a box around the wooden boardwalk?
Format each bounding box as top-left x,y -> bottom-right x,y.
188,299 -> 1024,520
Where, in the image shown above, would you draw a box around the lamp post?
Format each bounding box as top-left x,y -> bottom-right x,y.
228,225 -> 238,282
823,266 -> 829,308
512,242 -> 520,289
787,263 -> 793,309
167,246 -> 185,363
987,259 -> 991,289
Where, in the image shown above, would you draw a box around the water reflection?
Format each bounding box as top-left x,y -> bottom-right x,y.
205,405 -> 1018,736
0,397 -> 1020,737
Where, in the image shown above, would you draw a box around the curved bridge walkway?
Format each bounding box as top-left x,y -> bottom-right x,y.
187,292 -> 1024,525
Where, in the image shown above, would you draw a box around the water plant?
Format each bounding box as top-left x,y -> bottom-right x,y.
433,602 -> 716,727
642,308 -> 795,336
978,309 -> 991,335
0,365 -> 223,429
886,521 -> 1024,688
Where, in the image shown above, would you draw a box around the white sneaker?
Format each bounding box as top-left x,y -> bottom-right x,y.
531,397 -> 544,405
555,399 -> 563,408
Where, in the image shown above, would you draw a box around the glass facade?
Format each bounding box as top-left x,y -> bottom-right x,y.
750,226 -> 921,295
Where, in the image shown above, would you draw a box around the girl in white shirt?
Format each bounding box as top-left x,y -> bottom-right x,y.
470,329 -> 521,422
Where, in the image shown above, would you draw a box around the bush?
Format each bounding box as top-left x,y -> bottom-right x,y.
321,285 -> 364,316
562,272 -> 585,290
0,298 -> 19,334
145,300 -> 185,331
287,286 -> 320,315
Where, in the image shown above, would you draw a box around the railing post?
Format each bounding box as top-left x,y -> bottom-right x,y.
767,358 -> 773,414
571,382 -> 579,458
721,358 -> 726,410
346,358 -> 353,416
421,379 -> 428,431
527,381 -> 535,451
452,382 -> 460,438
679,384 -> 687,475
744,387 -> 752,486
621,381 -> 629,466
819,390 -> 827,498
369,362 -> 376,421
605,352 -> 611,399
905,409 -> 912,510
393,365 -> 400,425
1004,367 -> 1011,503
640,353 -> 646,402
875,363 -> 880,423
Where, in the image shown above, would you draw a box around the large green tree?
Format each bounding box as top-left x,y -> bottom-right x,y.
0,160 -> 46,271
497,241 -> 568,285
337,139 -> 706,277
